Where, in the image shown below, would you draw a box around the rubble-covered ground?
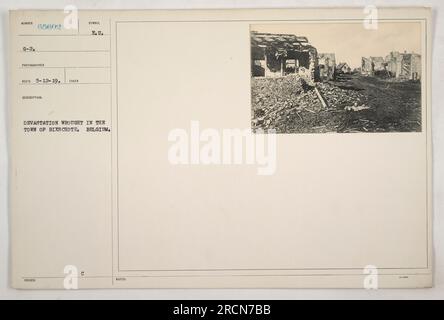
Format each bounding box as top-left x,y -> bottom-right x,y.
251,73 -> 422,133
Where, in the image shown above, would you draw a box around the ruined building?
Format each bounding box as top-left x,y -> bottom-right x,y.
371,57 -> 385,72
251,32 -> 318,84
361,57 -> 373,75
385,51 -> 421,80
318,53 -> 336,81
362,52 -> 421,80
361,56 -> 385,75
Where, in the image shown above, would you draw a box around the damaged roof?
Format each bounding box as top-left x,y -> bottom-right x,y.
251,32 -> 314,51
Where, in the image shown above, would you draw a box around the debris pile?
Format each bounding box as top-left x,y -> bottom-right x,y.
251,73 -> 421,133
251,75 -> 323,132
316,82 -> 368,110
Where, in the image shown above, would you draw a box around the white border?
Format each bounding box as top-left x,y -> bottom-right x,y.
1,0 -> 443,299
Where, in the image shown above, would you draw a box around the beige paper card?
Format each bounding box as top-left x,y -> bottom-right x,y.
9,7 -> 432,289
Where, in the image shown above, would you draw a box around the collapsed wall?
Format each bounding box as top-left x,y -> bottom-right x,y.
318,53 -> 336,81
361,56 -> 385,76
362,51 -> 421,80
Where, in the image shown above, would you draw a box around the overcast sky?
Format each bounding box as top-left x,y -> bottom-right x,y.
251,22 -> 422,68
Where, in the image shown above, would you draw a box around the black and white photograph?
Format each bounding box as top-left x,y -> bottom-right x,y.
250,23 -> 423,133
